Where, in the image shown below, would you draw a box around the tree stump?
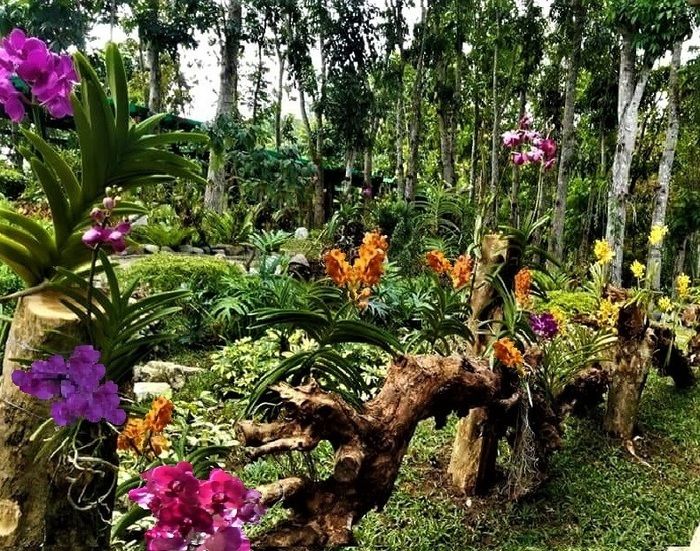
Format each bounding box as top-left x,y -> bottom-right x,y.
603,300 -> 652,439
448,233 -> 509,494
0,291 -> 112,550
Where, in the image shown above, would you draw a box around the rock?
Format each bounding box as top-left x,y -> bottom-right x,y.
133,382 -> 172,402
123,244 -> 145,255
214,253 -> 226,260
161,245 -> 174,253
201,245 -> 212,254
212,248 -> 226,256
178,244 -> 194,254
143,244 -> 160,254
191,246 -> 205,255
294,227 -> 309,240
212,244 -> 238,256
289,253 -> 310,268
134,360 -> 203,390
131,215 -> 149,226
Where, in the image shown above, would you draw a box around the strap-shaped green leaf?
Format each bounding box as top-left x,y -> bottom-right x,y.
0,237 -> 42,285
0,209 -> 55,253
105,43 -> 129,149
21,130 -> 81,209
0,223 -> 53,267
29,159 -> 71,247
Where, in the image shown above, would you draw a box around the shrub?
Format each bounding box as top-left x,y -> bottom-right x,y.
0,166 -> 29,199
131,223 -> 195,248
542,290 -> 597,316
0,262 -> 23,297
122,253 -> 243,294
201,204 -> 257,245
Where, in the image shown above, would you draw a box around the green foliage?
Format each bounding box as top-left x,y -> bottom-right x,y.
0,165 -> 28,199
247,283 -> 402,414
0,261 -> 23,297
55,253 -> 188,384
536,325 -> 616,403
130,223 -> 194,249
0,44 -> 207,286
122,253 -> 242,295
541,290 -> 598,316
201,204 -> 258,245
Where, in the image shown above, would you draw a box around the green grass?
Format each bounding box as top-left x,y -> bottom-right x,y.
231,371 -> 700,550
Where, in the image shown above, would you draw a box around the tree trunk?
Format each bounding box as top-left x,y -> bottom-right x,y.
242,355 -> 519,549
405,0 -> 427,201
449,233 -> 509,494
675,235 -> 689,278
0,292 -> 115,550
204,0 -> 242,213
363,144 -> 373,191
488,35 -> 500,226
510,89 -> 527,226
469,94 -> 480,200
605,29 -> 650,284
145,40 -> 161,113
603,300 -> 652,439
395,79 -> 405,197
549,0 -> 584,262
274,43 -> 286,152
647,40 -> 682,290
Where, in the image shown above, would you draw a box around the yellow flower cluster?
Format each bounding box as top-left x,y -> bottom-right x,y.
630,260 -> 646,279
658,296 -> 673,313
649,225 -> 668,246
117,396 -> 174,457
425,250 -> 474,290
597,298 -> 621,330
593,240 -> 614,265
549,306 -> 568,335
325,231 -> 389,308
676,273 -> 691,298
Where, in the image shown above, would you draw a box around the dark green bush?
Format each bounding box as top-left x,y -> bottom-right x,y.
0,262 -> 23,297
0,167 -> 29,200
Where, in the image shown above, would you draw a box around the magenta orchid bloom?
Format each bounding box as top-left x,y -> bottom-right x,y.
0,28 -> 78,122
501,130 -> 521,147
512,151 -> 527,166
129,462 -> 264,551
82,220 -> 131,253
503,113 -> 557,170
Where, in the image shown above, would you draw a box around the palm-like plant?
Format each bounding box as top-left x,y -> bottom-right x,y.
246,284 -> 402,414
0,44 -> 207,286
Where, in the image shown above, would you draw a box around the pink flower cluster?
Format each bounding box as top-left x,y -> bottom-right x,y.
129,462 -> 264,551
0,29 -> 78,122
502,114 -> 557,171
82,195 -> 131,253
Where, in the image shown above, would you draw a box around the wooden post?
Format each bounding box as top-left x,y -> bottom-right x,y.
0,291 -> 113,550
448,234 -> 509,494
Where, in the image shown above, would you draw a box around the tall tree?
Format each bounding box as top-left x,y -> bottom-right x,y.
549,0 -> 585,261
203,0 -> 243,213
647,40 -> 682,288
605,0 -> 693,284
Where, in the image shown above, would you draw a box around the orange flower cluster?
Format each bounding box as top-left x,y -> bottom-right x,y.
325,231 -> 389,307
117,396 -> 174,457
514,268 -> 532,307
493,338 -> 524,374
425,250 -> 474,289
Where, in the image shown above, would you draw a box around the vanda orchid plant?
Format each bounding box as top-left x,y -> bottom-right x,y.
0,30 -> 263,549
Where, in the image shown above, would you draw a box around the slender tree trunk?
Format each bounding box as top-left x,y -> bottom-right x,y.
145,40 -> 161,113
469,95 -> 480,200
395,84 -> 406,197
488,30 -> 500,225
510,89 -> 526,226
204,0 -> 242,213
405,0 -> 427,201
675,235 -> 689,278
274,43 -> 286,152
363,145 -> 373,191
251,23 -> 267,124
647,41 -> 682,290
606,29 -> 650,284
550,0 -> 584,262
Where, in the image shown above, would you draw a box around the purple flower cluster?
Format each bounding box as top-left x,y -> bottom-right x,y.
129,462 -> 265,551
502,114 -> 557,171
0,29 -> 78,122
529,312 -> 559,340
12,345 -> 126,426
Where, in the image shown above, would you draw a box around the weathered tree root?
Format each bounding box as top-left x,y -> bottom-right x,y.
240,354 -> 519,549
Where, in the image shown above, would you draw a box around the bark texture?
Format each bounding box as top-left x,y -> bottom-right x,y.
448,233 -> 509,494
647,40 -> 682,289
405,0 -> 427,201
549,0 -> 584,261
204,0 -> 242,213
603,296 -> 652,439
242,355 -> 518,550
0,292 -> 115,550
606,30 -> 650,284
